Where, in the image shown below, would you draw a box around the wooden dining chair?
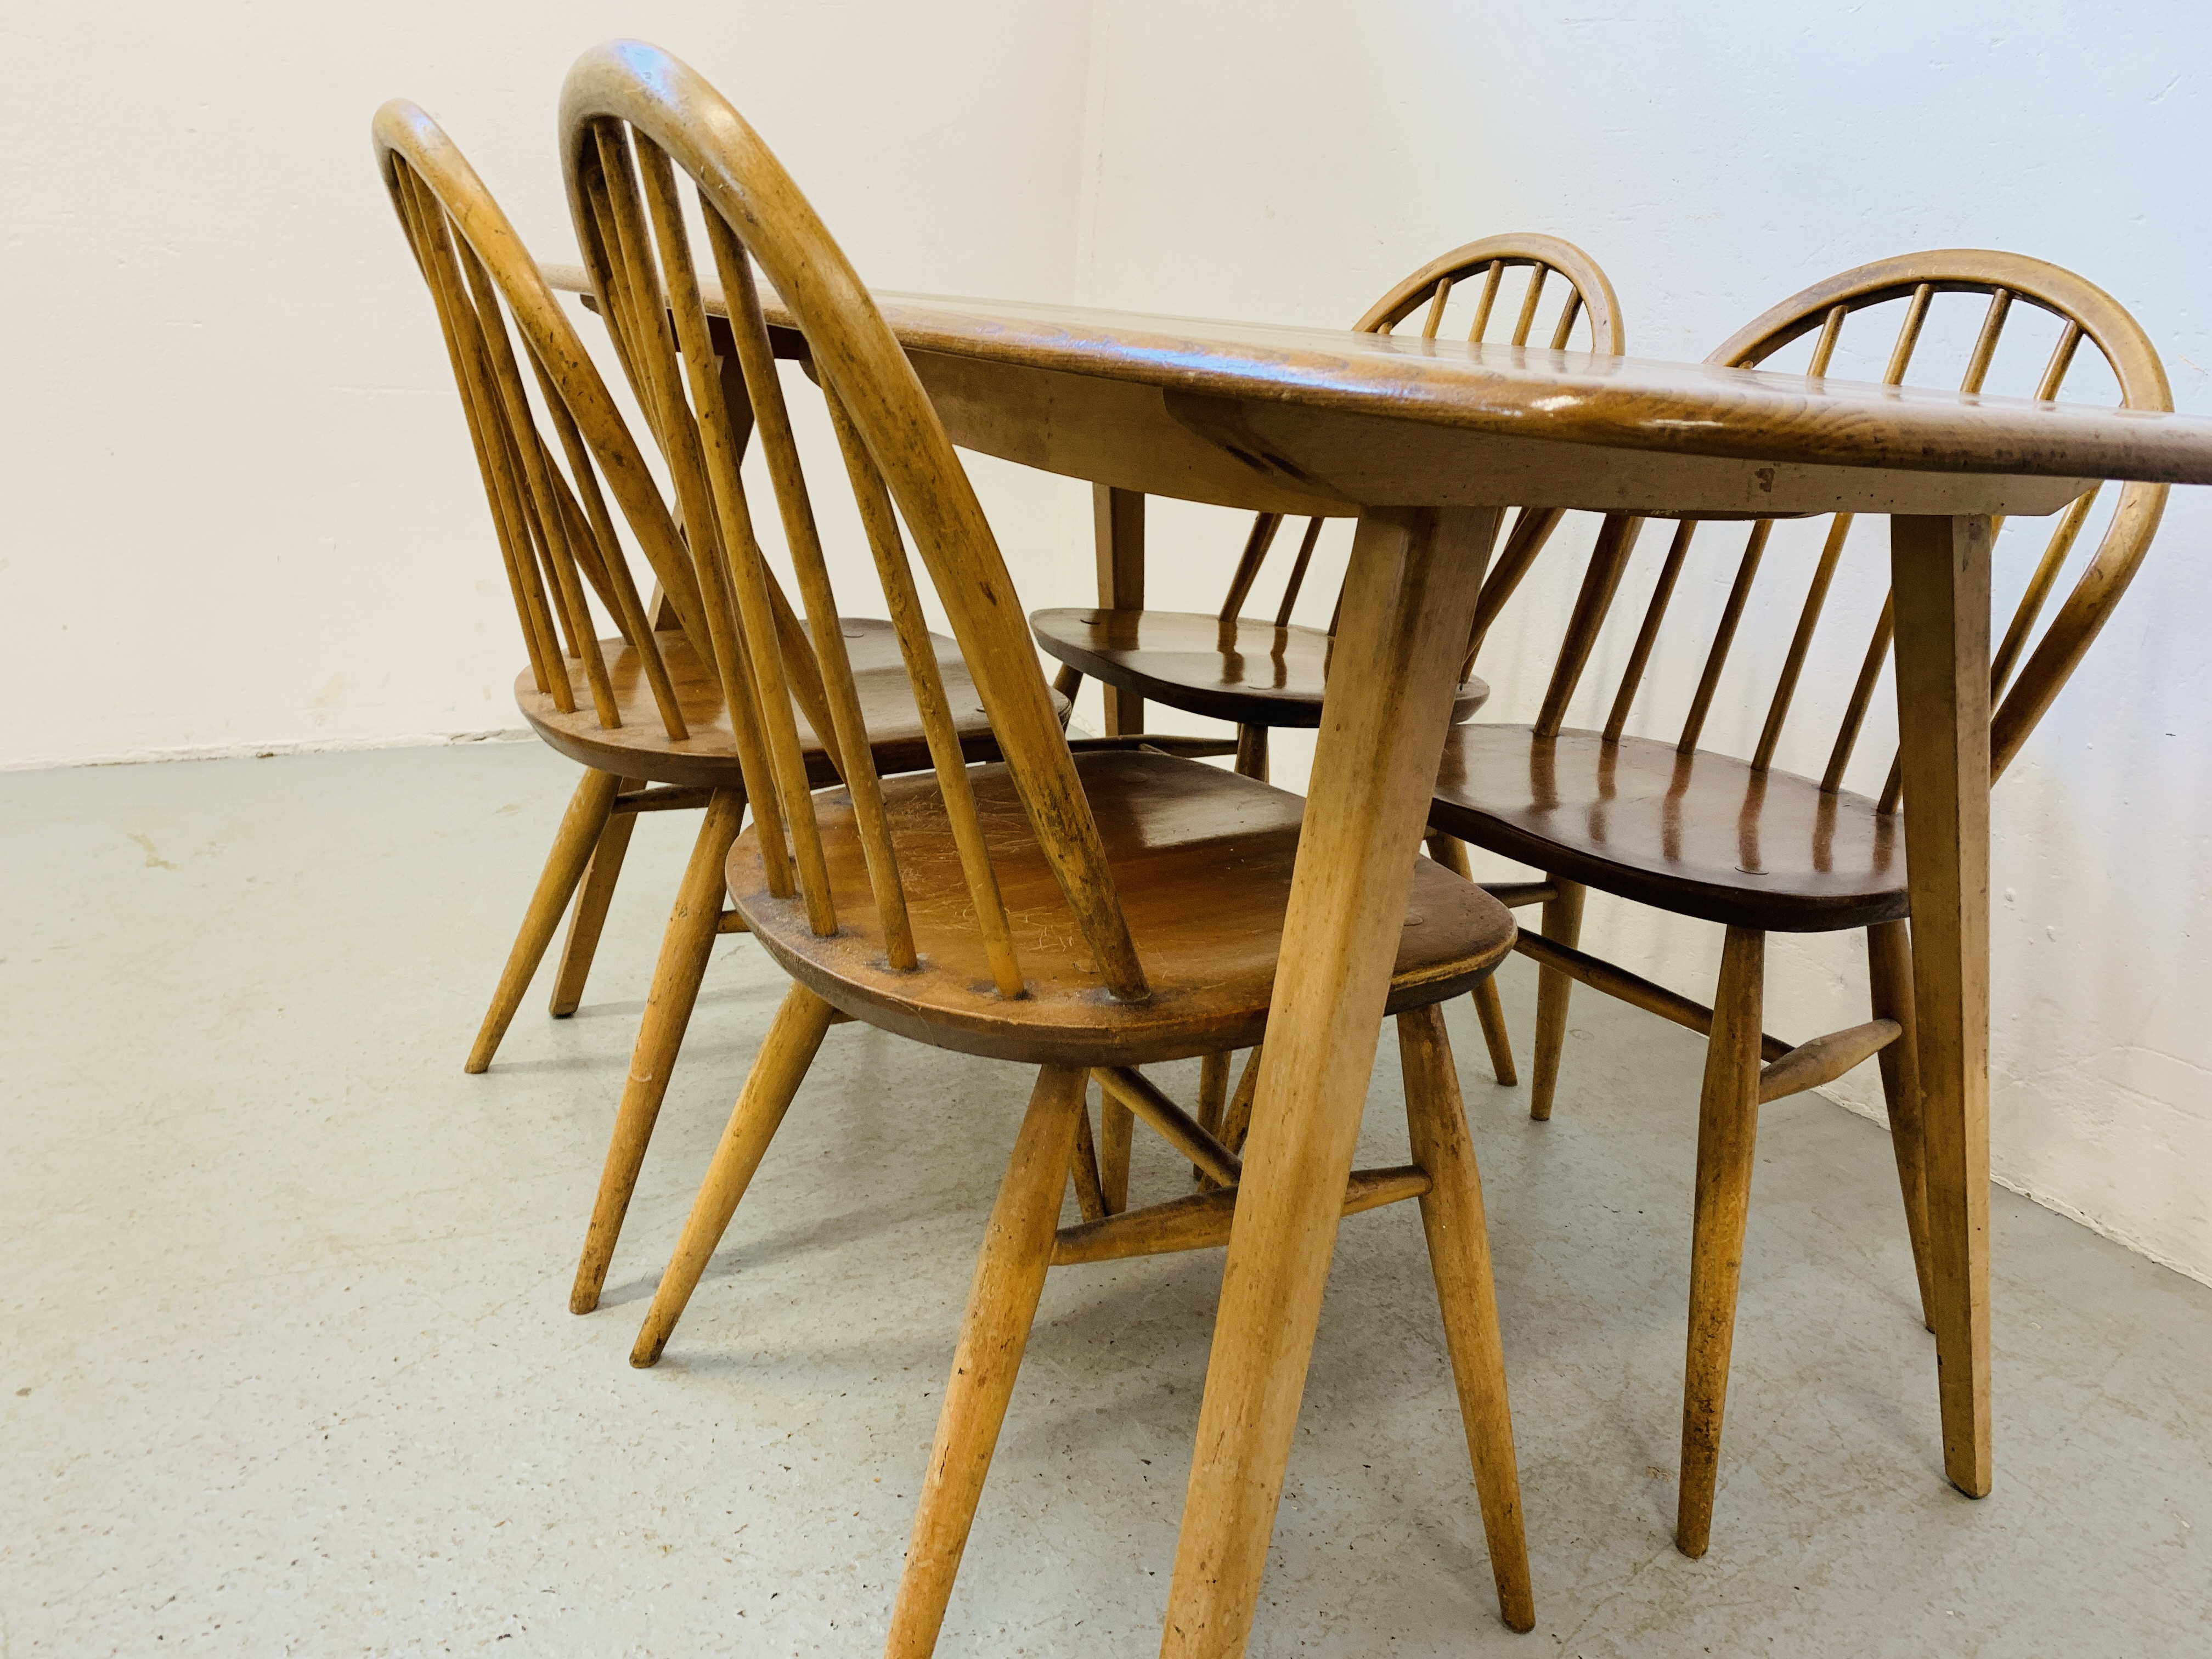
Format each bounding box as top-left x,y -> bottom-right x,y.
1426,250 -> 2171,1556
1031,238 -> 1627,1130
556,38 -> 1534,1648
372,101 -> 1056,1317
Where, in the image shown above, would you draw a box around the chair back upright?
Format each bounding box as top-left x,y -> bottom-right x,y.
558,38 -> 1146,1004
1518,251 -> 2170,803
373,101 -> 710,743
1216,238 -> 1628,651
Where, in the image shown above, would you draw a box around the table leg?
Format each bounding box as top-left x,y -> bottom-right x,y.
1093,483 -> 1147,1212
1094,484 -> 1146,735
1889,513 -> 1993,1499
1161,504 -> 1504,1657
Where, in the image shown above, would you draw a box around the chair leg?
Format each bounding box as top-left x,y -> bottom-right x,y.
1397,1005 -> 1534,1631
1530,875 -> 1585,1119
1677,926 -> 1765,1558
571,789 -> 746,1314
629,982 -> 837,1365
1193,1051 -> 1233,1184
1423,833 -> 1519,1085
1472,978 -> 1519,1087
1234,723 -> 1269,781
466,768 -> 622,1073
1218,1043 -> 1265,1156
1192,709 -> 1271,1190
886,1064 -> 1088,1657
1866,919 -> 1936,1331
549,777 -> 645,1017
1097,1080 -> 1133,1215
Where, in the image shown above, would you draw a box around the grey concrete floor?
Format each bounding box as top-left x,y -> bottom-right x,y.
3,742 -> 2208,1658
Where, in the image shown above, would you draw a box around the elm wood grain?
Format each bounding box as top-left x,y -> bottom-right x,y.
555,49 -> 1532,1655
729,751 -> 1514,1069
1029,608 -> 1492,729
1432,726 -> 1909,932
540,261 -> 2212,511
1428,251 -> 2171,1554
518,619 -> 1024,789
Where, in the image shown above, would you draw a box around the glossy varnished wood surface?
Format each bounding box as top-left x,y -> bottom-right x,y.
518,619 -> 1049,788
540,261 -> 2212,518
1430,725 -> 1906,932
1029,607 -> 1490,729
727,751 -> 1517,1066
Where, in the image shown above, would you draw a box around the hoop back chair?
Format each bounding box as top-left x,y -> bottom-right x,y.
1032,238 -> 1626,1120
1032,235 -> 1624,763
373,103 -> 1036,1314
1426,249 -> 2171,1556
556,39 -> 1534,1647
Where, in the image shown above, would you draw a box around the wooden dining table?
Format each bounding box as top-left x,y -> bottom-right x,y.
548,266 -> 2212,1655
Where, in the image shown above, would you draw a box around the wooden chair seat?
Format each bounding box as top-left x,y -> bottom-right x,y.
1030,606 -> 1490,729
519,618 -> 1048,788
731,749 -> 1516,1067
1430,724 -> 1905,933
1426,250 -> 2172,1560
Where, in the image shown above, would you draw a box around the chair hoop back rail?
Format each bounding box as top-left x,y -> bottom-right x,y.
374,101 -> 702,744
1035,236 -> 1629,748
1519,250 -> 2168,805
375,103 -> 1033,1331
557,40 -> 1532,1649
1426,247 -> 2172,1560
560,45 -> 1143,1008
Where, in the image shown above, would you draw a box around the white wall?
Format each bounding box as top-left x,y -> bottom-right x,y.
5,2 -> 2206,1284
0,1 -> 1090,764
1069,0 -> 2212,1284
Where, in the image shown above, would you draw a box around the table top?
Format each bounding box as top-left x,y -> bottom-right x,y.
544,263 -> 2212,519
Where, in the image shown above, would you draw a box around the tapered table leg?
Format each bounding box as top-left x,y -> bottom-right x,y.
1094,484 -> 1146,736
1161,504 -> 1504,1658
1889,513 -> 1993,1499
